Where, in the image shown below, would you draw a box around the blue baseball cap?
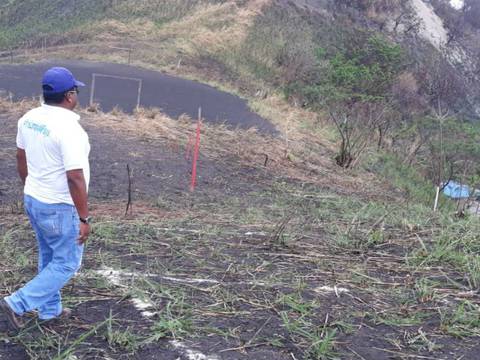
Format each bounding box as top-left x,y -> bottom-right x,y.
42,67 -> 85,94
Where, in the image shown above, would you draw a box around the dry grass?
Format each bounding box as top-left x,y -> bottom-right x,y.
0,97 -> 38,116
0,1 -> 273,89
0,95 -> 390,201
91,108 -> 382,197
1,1 -> 269,66
159,0 -> 271,53
0,0 -> 312,152
3,95 -> 480,359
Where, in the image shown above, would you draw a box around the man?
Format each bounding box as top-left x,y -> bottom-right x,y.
0,67 -> 91,331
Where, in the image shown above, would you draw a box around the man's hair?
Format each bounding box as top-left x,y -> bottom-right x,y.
43,85 -> 75,104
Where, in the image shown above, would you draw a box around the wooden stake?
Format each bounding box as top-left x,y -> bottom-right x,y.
125,164 -> 133,216
190,108 -> 202,192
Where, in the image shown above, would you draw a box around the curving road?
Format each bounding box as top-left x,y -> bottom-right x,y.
0,60 -> 276,134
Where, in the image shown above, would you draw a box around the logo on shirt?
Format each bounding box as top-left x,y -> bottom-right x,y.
24,120 -> 50,137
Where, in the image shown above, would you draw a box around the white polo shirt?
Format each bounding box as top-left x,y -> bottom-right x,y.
16,104 -> 90,205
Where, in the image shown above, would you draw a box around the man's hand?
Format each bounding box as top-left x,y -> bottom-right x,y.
78,222 -> 90,244
67,169 -> 90,245
16,148 -> 27,185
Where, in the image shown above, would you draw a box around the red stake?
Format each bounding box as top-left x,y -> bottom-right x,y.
190,108 -> 202,192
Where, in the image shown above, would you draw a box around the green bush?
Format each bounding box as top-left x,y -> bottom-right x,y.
293,33 -> 404,107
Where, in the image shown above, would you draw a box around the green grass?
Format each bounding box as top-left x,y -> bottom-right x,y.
373,311 -> 430,327
409,217 -> 480,290
439,301 -> 480,338
12,318 -> 110,360
0,0 -> 105,48
280,311 -> 338,360
366,152 -> 450,208
275,291 -> 339,359
1,0 -> 480,355
2,160 -> 480,358
413,278 -> 439,303
104,311 -> 144,354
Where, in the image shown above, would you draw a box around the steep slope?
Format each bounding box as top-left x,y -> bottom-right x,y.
2,2 -> 480,359
1,0 -> 477,114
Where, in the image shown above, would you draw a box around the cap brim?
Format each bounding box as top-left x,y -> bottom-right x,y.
74,80 -> 85,87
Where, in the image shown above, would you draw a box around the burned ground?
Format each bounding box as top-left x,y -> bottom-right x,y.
1,101 -> 480,360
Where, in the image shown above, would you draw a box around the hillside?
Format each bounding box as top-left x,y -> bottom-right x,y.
1,95 -> 480,359
2,1 -> 480,359
2,0 -> 479,126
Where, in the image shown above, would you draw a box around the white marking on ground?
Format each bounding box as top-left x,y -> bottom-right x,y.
94,267 -> 284,289
94,268 -> 220,359
170,340 -> 220,360
96,267 -> 220,285
411,0 -> 448,50
94,268 -> 156,316
440,298 -> 453,306
315,285 -> 349,297
96,267 -> 279,288
158,227 -> 202,233
161,276 -> 219,285
244,231 -> 266,236
95,268 -> 124,286
131,298 -> 155,318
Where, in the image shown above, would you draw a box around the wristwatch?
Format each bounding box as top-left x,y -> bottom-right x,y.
79,216 -> 92,224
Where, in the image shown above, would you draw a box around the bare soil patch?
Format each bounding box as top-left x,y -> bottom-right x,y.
1,101 -> 479,359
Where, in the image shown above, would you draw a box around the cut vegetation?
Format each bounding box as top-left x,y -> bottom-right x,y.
1,0 -> 480,359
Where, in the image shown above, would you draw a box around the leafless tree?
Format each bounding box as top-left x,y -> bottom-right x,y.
329,100 -> 394,168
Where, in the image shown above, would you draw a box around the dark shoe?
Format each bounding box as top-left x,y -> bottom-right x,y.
57,308 -> 72,320
0,299 -> 24,331
40,308 -> 73,325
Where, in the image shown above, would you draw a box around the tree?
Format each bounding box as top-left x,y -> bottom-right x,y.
310,34 -> 404,167
394,53 -> 480,210
422,116 -> 480,192
417,55 -> 467,117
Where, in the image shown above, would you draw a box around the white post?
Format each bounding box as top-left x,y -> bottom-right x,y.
89,73 -> 96,106
136,79 -> 142,111
433,185 -> 440,212
88,73 -> 142,110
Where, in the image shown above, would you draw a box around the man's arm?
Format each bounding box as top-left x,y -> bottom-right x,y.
66,169 -> 90,244
16,148 -> 27,185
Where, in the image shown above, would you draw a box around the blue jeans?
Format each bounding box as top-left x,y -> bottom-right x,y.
4,195 -> 84,320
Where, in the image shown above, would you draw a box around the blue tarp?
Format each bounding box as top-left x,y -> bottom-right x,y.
443,181 -> 470,199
